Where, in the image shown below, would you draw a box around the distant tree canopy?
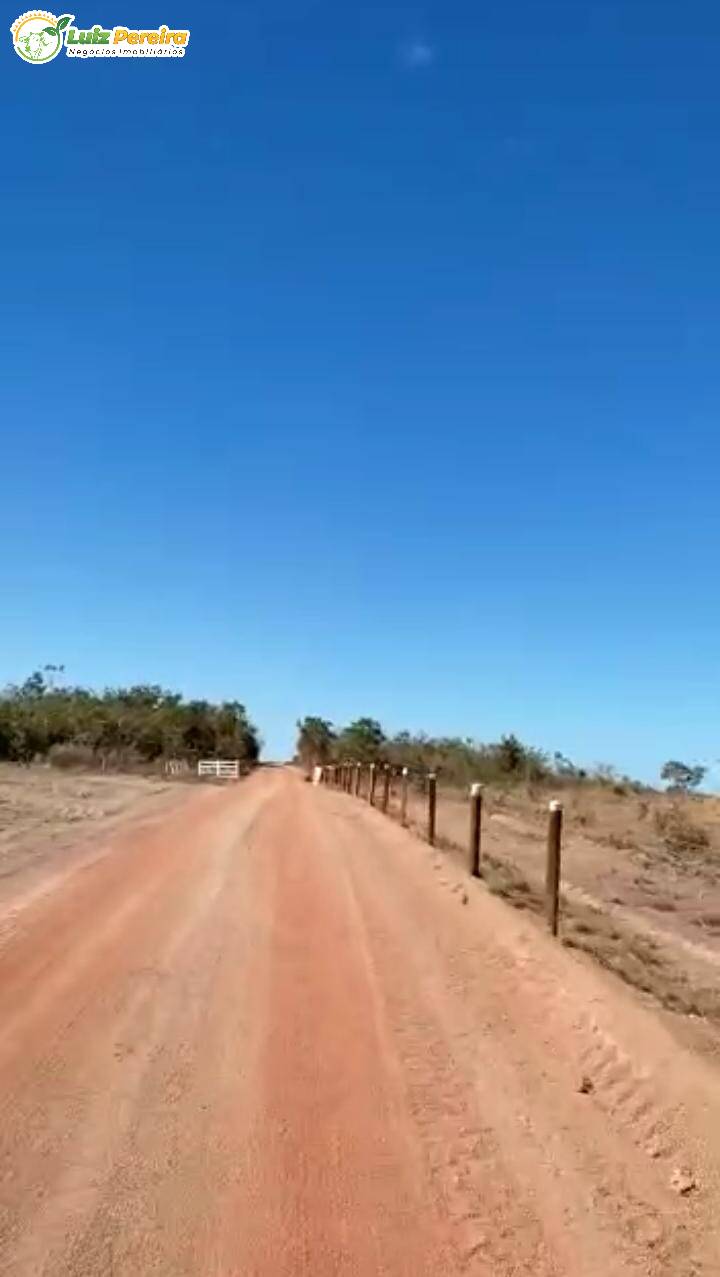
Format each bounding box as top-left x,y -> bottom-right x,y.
294,715 -> 631,790
0,670 -> 261,768
337,718 -> 386,762
295,716 -> 336,770
660,760 -> 706,793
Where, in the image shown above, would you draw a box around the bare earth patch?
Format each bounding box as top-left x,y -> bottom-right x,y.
0,763 -> 181,906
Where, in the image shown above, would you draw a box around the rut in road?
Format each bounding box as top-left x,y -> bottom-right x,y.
0,768 -> 718,1275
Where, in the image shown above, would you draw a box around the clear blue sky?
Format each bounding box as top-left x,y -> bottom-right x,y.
3,1 -> 719,781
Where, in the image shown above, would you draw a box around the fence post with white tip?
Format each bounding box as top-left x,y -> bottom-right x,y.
546,800 -> 563,937
369,763 -> 377,806
400,767 -> 409,826
427,773 -> 437,846
469,783 -> 483,877
381,764 -> 390,813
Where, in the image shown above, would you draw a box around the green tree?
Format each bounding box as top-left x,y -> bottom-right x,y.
296,717 -> 336,771
338,717 -> 386,762
661,760 -> 706,793
495,734 -> 526,775
18,670 -> 47,699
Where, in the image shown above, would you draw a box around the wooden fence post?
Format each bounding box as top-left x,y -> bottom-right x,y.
401,767 -> 409,826
546,800 -> 563,936
381,764 -> 390,813
369,763 -> 377,806
354,763 -> 361,796
427,773 -> 437,846
469,782 -> 483,877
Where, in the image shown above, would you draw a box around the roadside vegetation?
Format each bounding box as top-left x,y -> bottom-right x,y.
296,715 -> 709,804
0,669 -> 261,770
296,715 -> 647,792
296,714 -> 715,872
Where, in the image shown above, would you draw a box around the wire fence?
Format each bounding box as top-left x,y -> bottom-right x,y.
320,761 -> 564,936
316,760 -> 720,1025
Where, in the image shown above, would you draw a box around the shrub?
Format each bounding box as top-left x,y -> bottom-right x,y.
48,743 -> 96,770
654,805 -> 710,856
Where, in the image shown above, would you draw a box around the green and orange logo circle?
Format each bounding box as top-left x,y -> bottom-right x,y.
11,11 -> 73,64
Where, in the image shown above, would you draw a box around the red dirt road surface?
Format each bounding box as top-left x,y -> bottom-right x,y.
0,768 -> 719,1275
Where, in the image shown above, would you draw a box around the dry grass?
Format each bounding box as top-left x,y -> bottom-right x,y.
472,846 -> 720,1023
653,804 -> 711,859
373,776 -> 720,1032
561,905 -> 720,1021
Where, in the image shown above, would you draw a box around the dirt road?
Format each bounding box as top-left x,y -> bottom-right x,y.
0,768 -> 718,1275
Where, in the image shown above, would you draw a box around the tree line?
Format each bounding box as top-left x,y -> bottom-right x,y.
0,669 -> 261,769
296,716 -> 585,789
296,716 -> 706,793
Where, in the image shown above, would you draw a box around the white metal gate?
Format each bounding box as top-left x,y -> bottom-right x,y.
197,759 -> 240,780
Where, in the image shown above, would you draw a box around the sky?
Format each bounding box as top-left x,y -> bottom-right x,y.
2,1 -> 719,781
